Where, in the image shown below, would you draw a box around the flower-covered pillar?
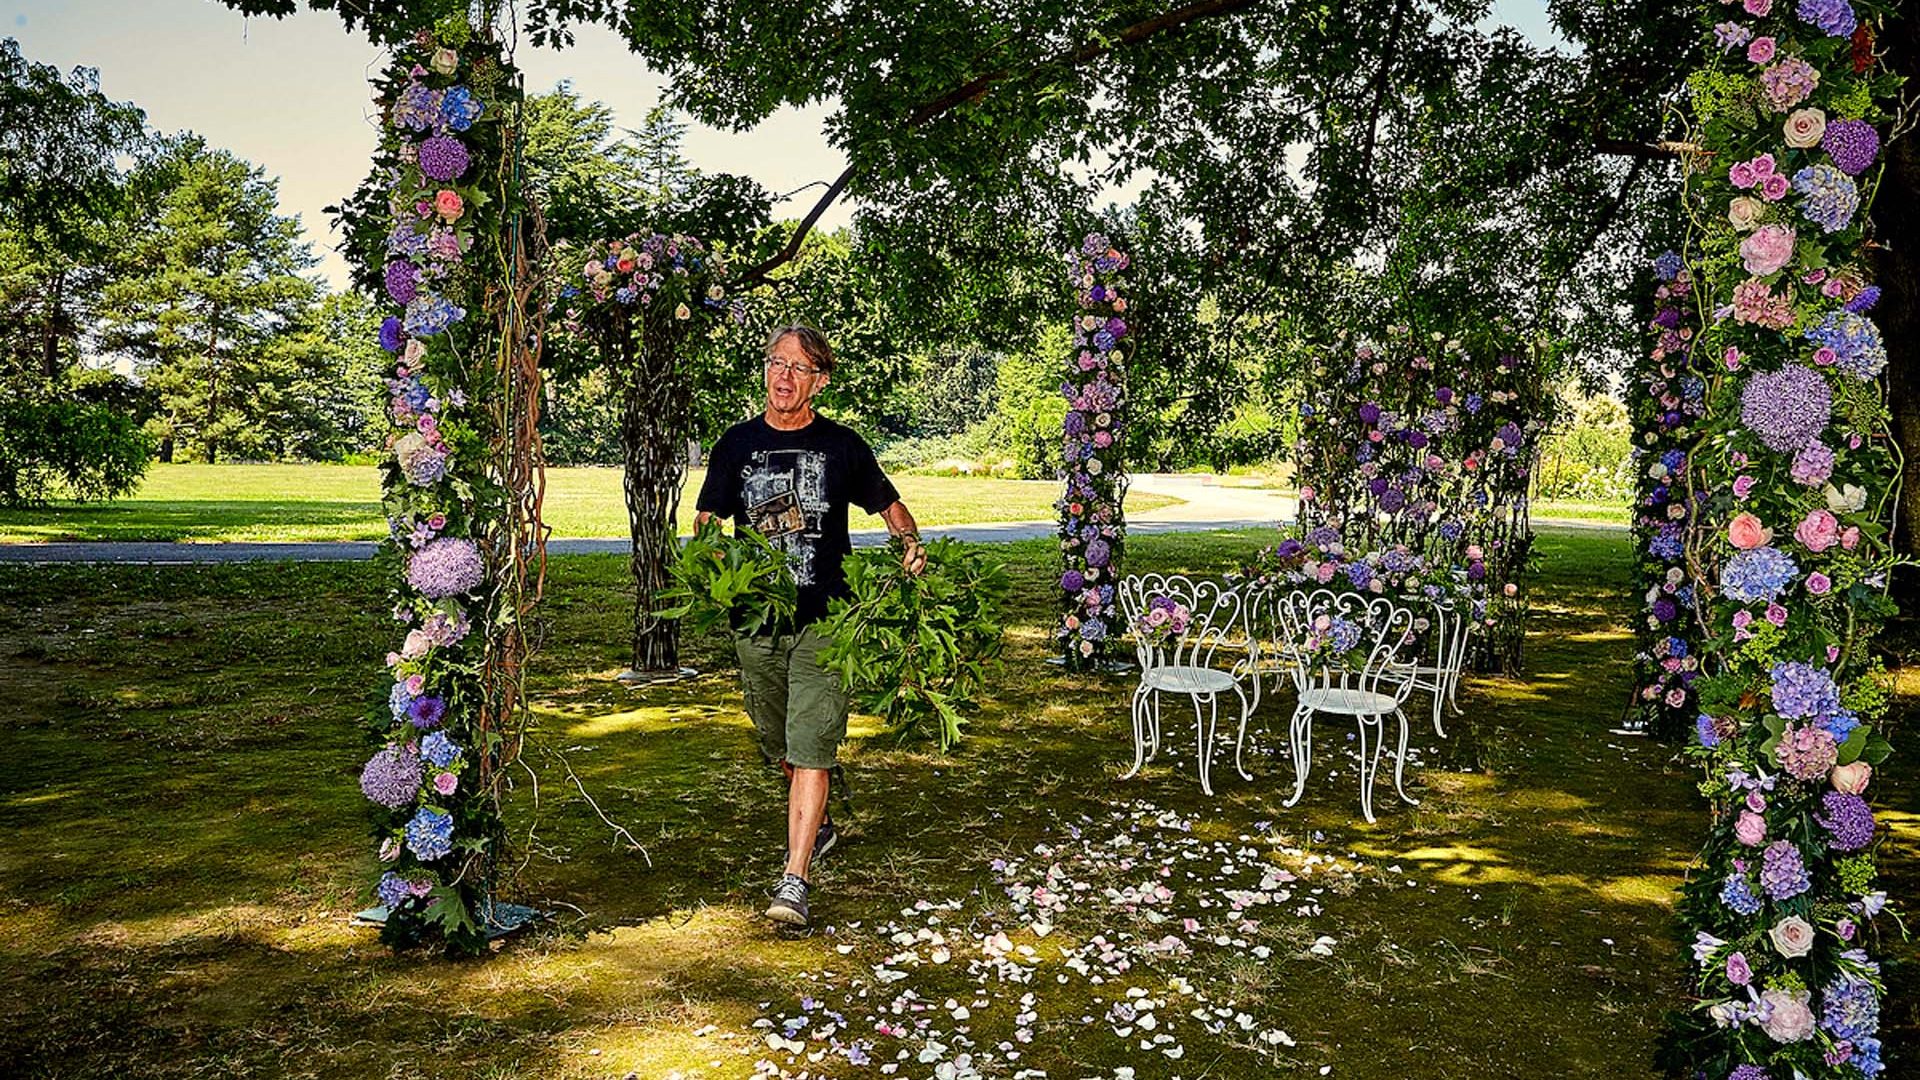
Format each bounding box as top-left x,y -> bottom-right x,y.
1666,1 -> 1902,1076
561,234 -> 732,679
1628,253 -> 1707,737
355,18 -> 546,954
1056,234 -> 1132,669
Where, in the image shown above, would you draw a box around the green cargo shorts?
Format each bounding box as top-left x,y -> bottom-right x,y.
734,625 -> 848,771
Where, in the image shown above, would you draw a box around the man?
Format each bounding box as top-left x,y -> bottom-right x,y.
695,323 -> 925,928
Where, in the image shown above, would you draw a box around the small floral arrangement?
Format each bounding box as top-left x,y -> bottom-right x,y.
1130,594 -> 1192,649
559,232 -> 734,329
1297,612 -> 1366,670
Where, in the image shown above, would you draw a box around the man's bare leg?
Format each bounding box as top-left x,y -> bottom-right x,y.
784,766 -> 830,881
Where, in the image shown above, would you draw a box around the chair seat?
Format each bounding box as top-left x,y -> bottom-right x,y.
1299,686 -> 1400,716
1143,664 -> 1238,694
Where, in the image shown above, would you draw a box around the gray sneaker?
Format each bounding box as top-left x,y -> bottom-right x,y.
813,820 -> 839,861
766,873 -> 810,926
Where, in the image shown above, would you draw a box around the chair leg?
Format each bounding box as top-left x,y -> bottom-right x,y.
1357,714 -> 1382,825
1192,694 -> 1214,797
1148,691 -> 1163,761
1431,687 -> 1447,739
1282,704 -> 1312,808
1393,707 -> 1420,807
1121,687 -> 1148,780
1231,684 -> 1254,782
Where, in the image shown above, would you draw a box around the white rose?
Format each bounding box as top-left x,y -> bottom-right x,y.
430,47 -> 459,75
1824,483 -> 1867,512
1727,196 -> 1765,232
1768,915 -> 1815,958
1783,107 -> 1826,149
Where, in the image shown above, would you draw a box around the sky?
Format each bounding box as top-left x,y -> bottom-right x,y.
5,0 -> 1565,290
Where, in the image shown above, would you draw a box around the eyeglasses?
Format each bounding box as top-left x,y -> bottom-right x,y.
765,357 -> 822,377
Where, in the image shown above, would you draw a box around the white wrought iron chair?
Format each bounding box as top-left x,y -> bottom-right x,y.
1272,589 -> 1421,823
1388,597 -> 1473,737
1116,574 -> 1255,796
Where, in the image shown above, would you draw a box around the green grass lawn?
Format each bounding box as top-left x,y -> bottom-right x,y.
0,529 -> 1912,1078
0,463 -> 1176,543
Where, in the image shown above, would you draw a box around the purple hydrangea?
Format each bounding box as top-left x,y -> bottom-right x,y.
384,260 -> 420,305
378,315 -> 405,352
1739,364 -> 1831,452
1804,310 -> 1888,380
1792,164 -> 1860,234
1822,120 -> 1880,176
360,744 -> 422,809
392,82 -> 443,131
1727,1067 -> 1769,1080
1063,411 -> 1087,436
1760,839 -> 1812,900
1085,539 -> 1111,569
407,537 -> 485,598
1720,872 -> 1763,915
1696,714 -> 1721,748
421,731 -> 462,769
1770,661 -> 1841,719
1822,976 -> 1880,1041
417,134 -> 471,181
404,807 -> 455,861
1648,527 -> 1684,561
1797,0 -> 1858,38
376,871 -> 415,909
1721,546 -> 1798,604
1790,441 -> 1835,487
1079,617 -> 1107,642
1818,791 -> 1875,851
1061,569 -> 1086,593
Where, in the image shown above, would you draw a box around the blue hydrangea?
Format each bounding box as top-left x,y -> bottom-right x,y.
1648,527 -> 1684,561
1652,250 -> 1683,281
1821,976 -> 1880,1041
1720,872 -> 1762,915
421,731 -> 462,769
1344,562 -> 1373,589
376,872 -> 415,909
1769,661 -> 1841,720
1721,546 -> 1798,604
439,85 -> 484,131
389,681 -> 415,724
1804,310 -> 1888,380
1822,710 -> 1861,742
1695,714 -> 1720,749
1797,0 -> 1858,37
1855,1035 -> 1884,1077
405,807 -> 455,861
403,294 -> 466,337
1793,164 -> 1861,233
1660,449 -> 1687,471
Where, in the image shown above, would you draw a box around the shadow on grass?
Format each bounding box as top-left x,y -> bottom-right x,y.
0,529 -> 1910,1078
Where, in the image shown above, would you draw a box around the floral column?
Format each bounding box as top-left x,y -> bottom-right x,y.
356,21 -> 532,954
1056,234 -> 1132,669
1669,1 -> 1901,1075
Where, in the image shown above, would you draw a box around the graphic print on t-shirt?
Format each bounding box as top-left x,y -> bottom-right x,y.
741,449 -> 829,586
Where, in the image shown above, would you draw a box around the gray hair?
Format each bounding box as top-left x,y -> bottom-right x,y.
765,323 -> 835,376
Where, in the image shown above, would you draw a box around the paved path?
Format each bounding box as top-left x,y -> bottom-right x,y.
0,474 -> 1616,564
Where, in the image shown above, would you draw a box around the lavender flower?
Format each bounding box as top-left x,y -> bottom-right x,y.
404,807 -> 455,861
1760,839 -> 1812,900
407,537 -> 485,598
1818,791 -> 1875,851
360,745 -> 423,809
1739,364 -> 1831,452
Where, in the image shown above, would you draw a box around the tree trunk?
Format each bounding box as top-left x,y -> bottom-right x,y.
41,270 -> 65,380
618,317 -> 692,674
1874,21 -> 1919,603
202,314 -> 221,465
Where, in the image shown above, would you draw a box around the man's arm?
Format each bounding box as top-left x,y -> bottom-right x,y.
880,500 -> 926,575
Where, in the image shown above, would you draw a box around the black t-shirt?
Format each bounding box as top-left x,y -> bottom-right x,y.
696,413 -> 900,629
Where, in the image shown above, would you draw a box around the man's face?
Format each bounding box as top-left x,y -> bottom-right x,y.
764,335 -> 827,415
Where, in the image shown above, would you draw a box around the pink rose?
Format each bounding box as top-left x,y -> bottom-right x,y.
1761,990 -> 1816,1043
1751,153 -> 1777,178
1831,762 -> 1871,794
1733,475 -> 1757,499
434,189 -> 464,221
1795,509 -> 1839,552
1503,583 -> 1519,597
1761,173 -> 1790,201
1724,346 -> 1744,371
405,674 -> 426,695
1732,610 -> 1754,629
1734,810 -> 1767,846
401,628 -> 435,659
1743,0 -> 1772,14
1813,346 -> 1838,366
1466,545 -> 1485,560
1726,952 -> 1752,986
1765,602 -> 1788,626
1840,526 -> 1860,550
1729,161 -> 1757,188
433,771 -> 458,795
1747,36 -> 1776,64
1299,485 -> 1316,501
1806,572 -> 1831,595
1770,916 -> 1816,959
1739,224 -> 1795,276
1727,512 -> 1771,550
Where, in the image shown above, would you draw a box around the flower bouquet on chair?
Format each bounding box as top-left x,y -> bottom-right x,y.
1130,594 -> 1193,650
